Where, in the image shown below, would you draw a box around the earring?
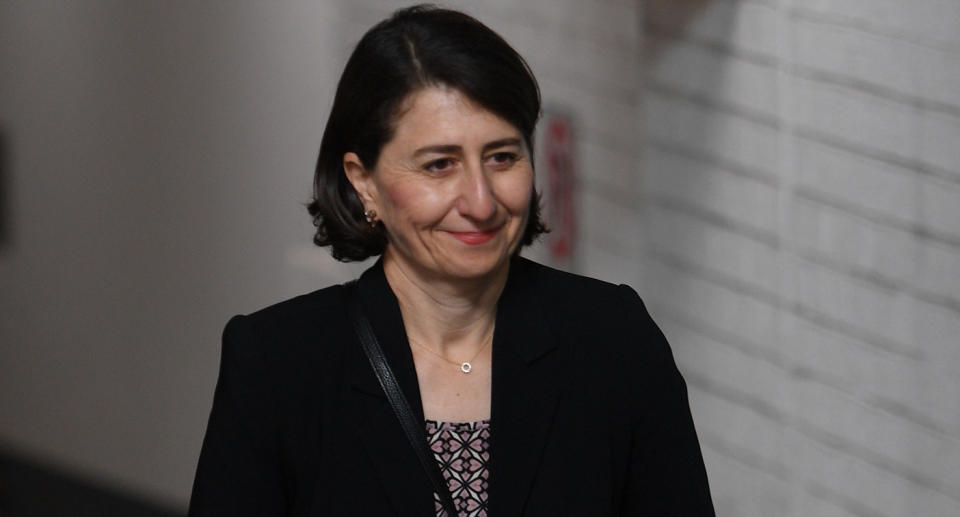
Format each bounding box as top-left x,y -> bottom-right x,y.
363,209 -> 378,228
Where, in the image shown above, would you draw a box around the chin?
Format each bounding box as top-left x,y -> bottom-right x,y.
439,251 -> 511,281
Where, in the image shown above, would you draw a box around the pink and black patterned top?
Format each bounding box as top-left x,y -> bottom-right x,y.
425,419 -> 491,517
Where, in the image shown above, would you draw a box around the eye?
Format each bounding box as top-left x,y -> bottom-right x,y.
486,151 -> 518,168
424,158 -> 455,174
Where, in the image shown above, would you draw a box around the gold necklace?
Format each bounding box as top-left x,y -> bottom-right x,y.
409,335 -> 492,374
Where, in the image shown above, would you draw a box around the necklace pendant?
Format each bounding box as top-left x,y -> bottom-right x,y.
460,362 -> 472,374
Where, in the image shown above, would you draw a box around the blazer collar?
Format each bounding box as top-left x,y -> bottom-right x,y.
345,256 -> 565,515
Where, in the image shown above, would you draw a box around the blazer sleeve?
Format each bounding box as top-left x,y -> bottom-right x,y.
616,285 -> 715,516
188,315 -> 286,516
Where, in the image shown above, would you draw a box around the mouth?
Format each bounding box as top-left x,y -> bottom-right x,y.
446,225 -> 503,245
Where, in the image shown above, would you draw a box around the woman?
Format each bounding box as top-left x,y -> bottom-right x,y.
189,5 -> 713,516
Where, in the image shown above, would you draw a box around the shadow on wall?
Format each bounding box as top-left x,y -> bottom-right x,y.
0,449 -> 181,517
643,0 -> 714,63
0,127 -> 7,252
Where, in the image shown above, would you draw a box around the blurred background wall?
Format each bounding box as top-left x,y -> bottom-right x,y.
0,1 -> 361,512
642,1 -> 960,515
0,0 -> 957,516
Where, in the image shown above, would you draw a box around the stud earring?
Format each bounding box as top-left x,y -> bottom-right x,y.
363,209 -> 378,228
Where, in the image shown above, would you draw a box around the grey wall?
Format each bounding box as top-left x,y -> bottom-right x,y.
0,1 -> 365,508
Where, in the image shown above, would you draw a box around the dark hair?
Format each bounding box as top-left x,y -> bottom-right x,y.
307,4 -> 547,261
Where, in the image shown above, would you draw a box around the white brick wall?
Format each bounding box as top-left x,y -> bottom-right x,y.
921,110 -> 960,177
649,38 -> 780,117
643,0 -> 960,515
644,146 -> 780,236
644,90 -> 781,178
797,0 -> 960,50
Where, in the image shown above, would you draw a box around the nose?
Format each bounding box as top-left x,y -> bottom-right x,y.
455,160 -> 498,223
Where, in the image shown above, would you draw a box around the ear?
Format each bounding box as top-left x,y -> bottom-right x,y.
343,152 -> 377,211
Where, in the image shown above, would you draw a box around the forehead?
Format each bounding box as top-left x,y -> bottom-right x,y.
388,86 -> 521,147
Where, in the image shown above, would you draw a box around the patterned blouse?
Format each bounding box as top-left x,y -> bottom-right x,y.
425,419 -> 491,517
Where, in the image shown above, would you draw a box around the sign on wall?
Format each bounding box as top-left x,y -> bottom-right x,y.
541,112 -> 577,265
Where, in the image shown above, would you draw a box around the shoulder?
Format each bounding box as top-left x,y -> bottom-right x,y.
515,256 -> 673,368
218,283 -> 350,372
514,256 -> 649,324
236,283 -> 347,335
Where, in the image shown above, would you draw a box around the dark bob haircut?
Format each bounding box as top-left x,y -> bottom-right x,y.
307,4 -> 548,261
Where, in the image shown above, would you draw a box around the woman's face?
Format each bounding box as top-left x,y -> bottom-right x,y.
345,86 -> 533,282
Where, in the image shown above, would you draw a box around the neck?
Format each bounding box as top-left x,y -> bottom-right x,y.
382,249 -> 508,358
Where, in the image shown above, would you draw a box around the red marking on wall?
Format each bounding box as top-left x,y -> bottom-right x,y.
543,114 -> 576,261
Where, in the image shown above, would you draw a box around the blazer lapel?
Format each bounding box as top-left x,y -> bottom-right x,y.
487,258 -> 565,516
345,260 -> 436,515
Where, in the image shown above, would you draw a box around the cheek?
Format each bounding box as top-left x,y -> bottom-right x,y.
382,180 -> 451,227
495,169 -> 535,216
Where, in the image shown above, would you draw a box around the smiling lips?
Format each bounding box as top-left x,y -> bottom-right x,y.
447,226 -> 502,245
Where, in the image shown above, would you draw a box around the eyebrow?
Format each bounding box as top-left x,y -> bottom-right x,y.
412,137 -> 523,158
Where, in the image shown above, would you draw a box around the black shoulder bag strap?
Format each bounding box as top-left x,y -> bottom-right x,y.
347,284 -> 460,517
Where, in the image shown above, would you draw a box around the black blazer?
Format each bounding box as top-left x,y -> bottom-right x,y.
189,257 -> 714,516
